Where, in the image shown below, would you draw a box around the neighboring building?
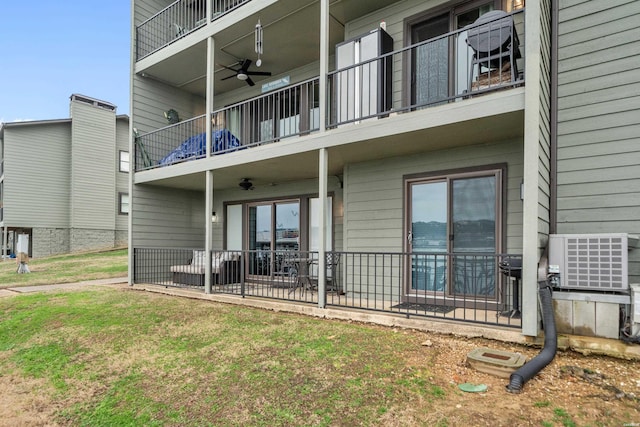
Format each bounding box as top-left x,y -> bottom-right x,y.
129,0 -> 639,343
0,94 -> 130,258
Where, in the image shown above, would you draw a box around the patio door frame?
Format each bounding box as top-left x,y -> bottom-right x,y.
224,193 -> 335,282
403,164 -> 506,301
245,198 -> 303,280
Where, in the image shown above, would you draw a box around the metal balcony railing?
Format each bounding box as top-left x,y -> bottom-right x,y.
328,9 -> 525,127
136,0 -> 252,60
212,77 -> 320,152
135,78 -> 320,170
135,115 -> 207,170
134,10 -> 524,171
133,248 -> 523,328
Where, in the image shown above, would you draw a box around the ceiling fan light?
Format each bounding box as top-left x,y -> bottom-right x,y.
237,73 -> 248,81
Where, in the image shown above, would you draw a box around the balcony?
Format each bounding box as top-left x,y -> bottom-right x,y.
133,248 -> 524,329
136,0 -> 252,60
134,9 -> 524,172
135,78 -> 320,170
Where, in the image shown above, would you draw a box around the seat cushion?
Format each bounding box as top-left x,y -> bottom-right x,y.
170,264 -> 220,274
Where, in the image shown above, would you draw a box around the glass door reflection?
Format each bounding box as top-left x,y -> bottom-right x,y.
409,181 -> 447,292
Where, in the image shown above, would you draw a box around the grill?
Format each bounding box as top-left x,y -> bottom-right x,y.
466,10 -> 521,90
499,257 -> 522,318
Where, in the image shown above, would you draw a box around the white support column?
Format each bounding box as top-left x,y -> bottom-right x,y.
205,171 -> 214,294
206,36 -> 214,158
318,148 -> 328,308
204,35 -> 215,294
521,0 -> 546,337
2,226 -> 7,261
318,0 -> 329,132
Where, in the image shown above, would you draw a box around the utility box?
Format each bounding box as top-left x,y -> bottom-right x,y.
549,233 -> 638,339
549,233 -> 638,292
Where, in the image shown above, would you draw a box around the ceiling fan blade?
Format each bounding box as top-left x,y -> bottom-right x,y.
218,63 -> 240,72
246,71 -> 272,76
221,74 -> 237,81
240,58 -> 252,72
245,76 -> 255,86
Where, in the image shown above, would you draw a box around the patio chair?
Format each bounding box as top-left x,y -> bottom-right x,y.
173,23 -> 186,38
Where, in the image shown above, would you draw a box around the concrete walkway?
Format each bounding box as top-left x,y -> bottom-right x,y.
0,277 -> 128,297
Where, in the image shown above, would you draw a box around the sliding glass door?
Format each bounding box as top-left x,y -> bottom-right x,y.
407,168 -> 501,298
248,201 -> 300,277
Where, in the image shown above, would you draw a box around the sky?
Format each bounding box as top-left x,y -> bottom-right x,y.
0,1 -> 131,123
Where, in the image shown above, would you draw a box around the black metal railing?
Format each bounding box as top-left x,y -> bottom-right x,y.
136,0 -> 251,60
133,11 -> 524,172
134,78 -> 320,171
213,77 -> 320,151
328,9 -> 525,127
133,247 -> 523,328
135,115 -> 207,170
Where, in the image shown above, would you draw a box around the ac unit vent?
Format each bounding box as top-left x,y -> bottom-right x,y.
549,234 -> 630,292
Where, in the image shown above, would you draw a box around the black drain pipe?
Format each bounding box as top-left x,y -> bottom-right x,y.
506,279 -> 557,393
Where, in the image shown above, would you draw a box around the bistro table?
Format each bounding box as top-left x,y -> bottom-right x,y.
288,257 -> 316,294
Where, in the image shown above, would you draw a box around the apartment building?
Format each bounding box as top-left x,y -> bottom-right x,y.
0,95 -> 130,258
129,0 -> 640,343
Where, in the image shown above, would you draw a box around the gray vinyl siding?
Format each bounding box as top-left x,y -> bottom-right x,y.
537,0 -> 552,249
116,117 -> 130,231
132,75 -> 204,135
132,184 -> 206,248
556,0 -> 640,282
343,139 -> 523,254
3,123 -> 71,227
134,0 -> 172,26
70,101 -> 117,230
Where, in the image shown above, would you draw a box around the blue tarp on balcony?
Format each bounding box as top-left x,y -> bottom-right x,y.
159,130 -> 241,165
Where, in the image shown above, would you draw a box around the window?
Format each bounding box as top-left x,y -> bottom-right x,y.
119,151 -> 130,173
118,193 -> 129,215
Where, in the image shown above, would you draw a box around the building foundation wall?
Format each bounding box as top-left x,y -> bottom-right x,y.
32,228 -> 71,258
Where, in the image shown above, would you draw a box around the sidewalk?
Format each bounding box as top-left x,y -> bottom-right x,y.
0,277 -> 128,297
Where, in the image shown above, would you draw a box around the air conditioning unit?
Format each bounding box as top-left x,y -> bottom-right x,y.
549,233 -> 638,292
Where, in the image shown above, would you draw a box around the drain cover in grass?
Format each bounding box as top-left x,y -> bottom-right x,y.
458,383 -> 488,393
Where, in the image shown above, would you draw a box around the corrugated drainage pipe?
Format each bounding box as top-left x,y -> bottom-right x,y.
506,280 -> 557,393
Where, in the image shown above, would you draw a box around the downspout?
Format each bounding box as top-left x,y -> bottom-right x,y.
506,250 -> 558,393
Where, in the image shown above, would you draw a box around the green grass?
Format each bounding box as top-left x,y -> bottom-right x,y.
0,248 -> 127,288
0,289 -> 444,426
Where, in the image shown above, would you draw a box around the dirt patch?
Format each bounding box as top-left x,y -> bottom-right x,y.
401,333 -> 640,425
0,373 -> 61,427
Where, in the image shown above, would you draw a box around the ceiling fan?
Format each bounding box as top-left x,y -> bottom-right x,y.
220,59 -> 271,87
239,178 -> 254,190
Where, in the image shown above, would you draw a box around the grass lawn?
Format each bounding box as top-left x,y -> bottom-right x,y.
1,256 -> 639,425
0,248 -> 127,288
0,288 -> 447,426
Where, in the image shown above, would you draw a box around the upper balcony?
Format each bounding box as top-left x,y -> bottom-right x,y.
134,0 -> 525,180
134,7 -> 525,173
136,0 -> 252,60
